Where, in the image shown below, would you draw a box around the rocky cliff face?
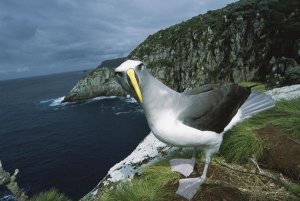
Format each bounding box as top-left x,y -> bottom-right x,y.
64,0 -> 300,102
63,60 -> 127,102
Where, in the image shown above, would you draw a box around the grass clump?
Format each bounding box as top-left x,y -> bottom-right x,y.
220,123 -> 264,164
287,183 -> 300,196
261,98 -> 300,137
101,158 -> 180,201
30,188 -> 71,201
245,98 -> 300,137
220,98 -> 300,164
101,180 -> 171,201
142,159 -> 180,187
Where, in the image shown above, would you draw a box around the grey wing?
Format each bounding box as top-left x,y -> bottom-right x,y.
178,84 -> 251,133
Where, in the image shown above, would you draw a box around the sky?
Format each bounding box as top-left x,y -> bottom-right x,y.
0,0 -> 236,80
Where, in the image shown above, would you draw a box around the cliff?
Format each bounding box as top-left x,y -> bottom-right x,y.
64,0 -> 300,102
80,84 -> 300,201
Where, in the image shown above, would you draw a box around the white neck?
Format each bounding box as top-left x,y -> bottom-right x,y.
139,70 -> 180,128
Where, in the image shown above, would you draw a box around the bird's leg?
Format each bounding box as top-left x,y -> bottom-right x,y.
170,147 -> 196,177
176,151 -> 212,201
199,152 -> 211,181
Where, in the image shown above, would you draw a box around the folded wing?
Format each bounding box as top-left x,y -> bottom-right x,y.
179,84 -> 251,133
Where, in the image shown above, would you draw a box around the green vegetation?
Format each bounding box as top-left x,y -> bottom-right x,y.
97,57 -> 127,69
128,0 -> 300,88
220,123 -> 264,164
101,158 -> 180,201
246,97 -> 300,136
288,183 -> 300,196
220,98 -> 300,163
259,98 -> 300,137
101,180 -> 172,201
30,188 -> 71,201
239,81 -> 267,92
142,159 -> 180,187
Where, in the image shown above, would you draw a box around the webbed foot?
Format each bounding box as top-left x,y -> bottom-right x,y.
176,177 -> 205,200
170,158 -> 195,177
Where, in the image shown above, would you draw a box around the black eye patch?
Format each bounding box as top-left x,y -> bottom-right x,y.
137,63 -> 143,71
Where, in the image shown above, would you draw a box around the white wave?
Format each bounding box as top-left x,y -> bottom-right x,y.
0,195 -> 14,201
40,95 -> 137,108
125,97 -> 137,103
49,96 -> 67,107
40,96 -> 67,107
115,111 -> 132,115
39,99 -> 53,104
114,108 -> 144,116
87,96 -> 117,103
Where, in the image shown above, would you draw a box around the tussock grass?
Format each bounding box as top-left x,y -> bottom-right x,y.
257,98 -> 300,137
220,98 -> 300,163
243,98 -> 300,137
101,180 -> 172,201
220,123 -> 264,164
30,188 -> 71,201
288,183 -> 300,196
101,157 -> 180,201
142,159 -> 180,187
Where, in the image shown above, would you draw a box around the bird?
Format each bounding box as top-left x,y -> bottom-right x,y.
114,59 -> 275,200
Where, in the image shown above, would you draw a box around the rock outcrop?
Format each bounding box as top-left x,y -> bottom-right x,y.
63,59 -> 126,102
64,0 -> 300,102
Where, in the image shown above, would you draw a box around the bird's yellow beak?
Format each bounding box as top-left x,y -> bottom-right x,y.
127,68 -> 143,104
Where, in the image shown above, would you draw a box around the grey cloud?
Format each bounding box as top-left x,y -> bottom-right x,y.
0,16 -> 37,40
0,0 -> 235,80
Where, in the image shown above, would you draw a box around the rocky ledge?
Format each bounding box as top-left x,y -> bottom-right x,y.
80,84 -> 300,201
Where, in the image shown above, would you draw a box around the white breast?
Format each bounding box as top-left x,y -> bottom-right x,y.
149,112 -> 223,149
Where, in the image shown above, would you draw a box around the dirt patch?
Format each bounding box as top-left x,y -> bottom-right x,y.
168,162 -> 298,201
169,183 -> 247,201
195,184 -> 247,201
255,125 -> 300,181
167,165 -> 248,201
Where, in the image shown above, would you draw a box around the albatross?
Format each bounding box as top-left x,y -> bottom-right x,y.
115,60 -> 274,200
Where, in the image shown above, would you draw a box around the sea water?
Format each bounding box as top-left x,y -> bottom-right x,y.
0,71 -> 149,200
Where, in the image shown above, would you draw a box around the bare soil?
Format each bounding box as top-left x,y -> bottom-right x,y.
167,164 -> 248,201
255,125 -> 300,181
168,161 -> 298,201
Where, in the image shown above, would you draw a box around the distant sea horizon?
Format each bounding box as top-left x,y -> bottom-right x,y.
0,68 -> 93,82
0,71 -> 149,200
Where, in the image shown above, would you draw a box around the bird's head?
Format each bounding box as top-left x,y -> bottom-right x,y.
115,59 -> 146,104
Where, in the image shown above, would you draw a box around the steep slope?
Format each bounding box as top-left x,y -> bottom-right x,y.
64,0 -> 300,102
129,0 -> 300,91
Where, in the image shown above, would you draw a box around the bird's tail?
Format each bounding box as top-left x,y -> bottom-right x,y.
223,91 -> 275,133
240,91 -> 275,120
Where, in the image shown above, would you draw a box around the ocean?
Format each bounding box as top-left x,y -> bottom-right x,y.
0,71 -> 149,200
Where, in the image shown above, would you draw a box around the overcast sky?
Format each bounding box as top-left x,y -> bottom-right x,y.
0,0 -> 235,80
